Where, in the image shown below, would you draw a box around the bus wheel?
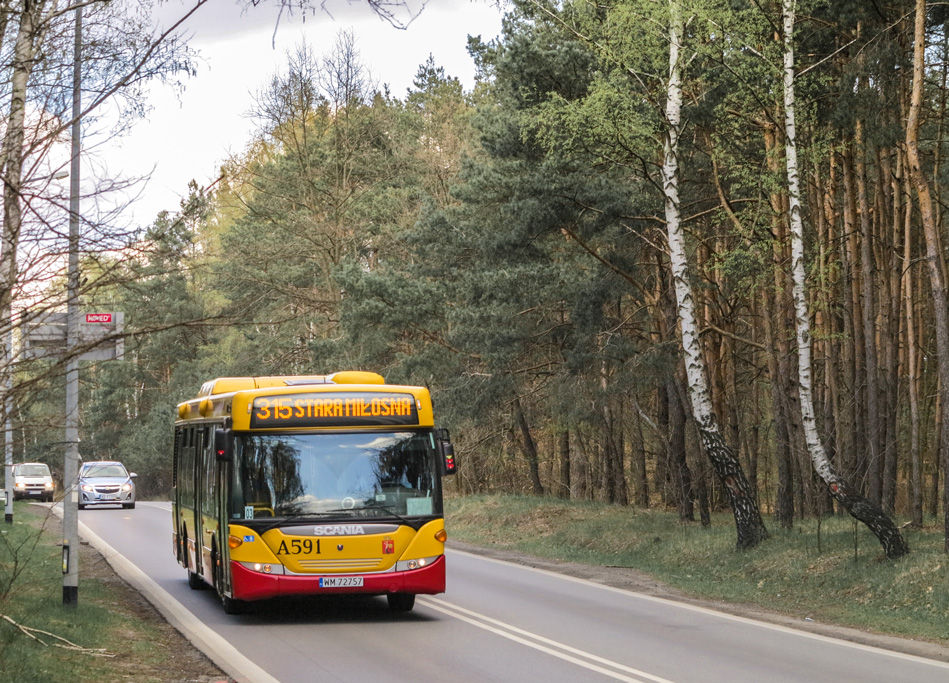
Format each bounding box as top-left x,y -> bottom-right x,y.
188,570 -> 205,590
220,590 -> 245,615
387,593 -> 416,612
213,547 -> 245,615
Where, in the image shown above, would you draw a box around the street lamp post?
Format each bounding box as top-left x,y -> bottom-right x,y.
62,2 -> 81,608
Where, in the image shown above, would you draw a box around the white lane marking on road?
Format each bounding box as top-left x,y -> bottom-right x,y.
419,596 -> 676,683
447,548 -> 949,670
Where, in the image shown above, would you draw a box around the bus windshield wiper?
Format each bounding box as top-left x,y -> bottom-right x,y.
255,512 -> 343,535
359,502 -> 413,525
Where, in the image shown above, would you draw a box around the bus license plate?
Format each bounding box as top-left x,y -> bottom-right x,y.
319,576 -> 363,588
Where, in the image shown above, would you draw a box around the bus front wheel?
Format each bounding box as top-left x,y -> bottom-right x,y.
387,593 -> 416,612
212,547 -> 245,615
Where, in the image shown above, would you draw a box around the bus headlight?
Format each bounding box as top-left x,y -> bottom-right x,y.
237,561 -> 284,575
396,556 -> 439,572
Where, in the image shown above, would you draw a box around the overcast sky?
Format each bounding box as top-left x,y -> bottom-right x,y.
105,0 -> 504,226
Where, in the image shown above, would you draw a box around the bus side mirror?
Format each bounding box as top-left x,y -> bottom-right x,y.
435,428 -> 457,476
214,428 -> 233,462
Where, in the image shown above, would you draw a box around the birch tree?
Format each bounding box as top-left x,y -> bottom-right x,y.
781,0 -> 908,558
662,0 -> 767,550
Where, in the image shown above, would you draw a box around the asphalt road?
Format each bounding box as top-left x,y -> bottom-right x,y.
75,501 -> 949,683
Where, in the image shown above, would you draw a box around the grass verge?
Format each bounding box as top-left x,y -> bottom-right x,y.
0,502 -> 227,683
446,494 -> 949,646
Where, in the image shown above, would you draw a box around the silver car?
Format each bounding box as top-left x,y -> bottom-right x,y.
78,461 -> 136,510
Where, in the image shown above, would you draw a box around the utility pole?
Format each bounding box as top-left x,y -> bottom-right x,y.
4,327 -> 11,524
63,2 -> 81,608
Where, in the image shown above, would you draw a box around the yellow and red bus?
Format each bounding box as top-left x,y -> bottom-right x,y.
172,371 -> 456,614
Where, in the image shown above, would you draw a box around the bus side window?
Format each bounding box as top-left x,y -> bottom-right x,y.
203,428 -> 216,516
173,428 -> 180,488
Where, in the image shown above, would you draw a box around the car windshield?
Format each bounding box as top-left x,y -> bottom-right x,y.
232,431 -> 441,520
14,464 -> 49,477
82,464 -> 128,478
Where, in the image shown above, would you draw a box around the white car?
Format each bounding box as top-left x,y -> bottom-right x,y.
13,462 -> 54,502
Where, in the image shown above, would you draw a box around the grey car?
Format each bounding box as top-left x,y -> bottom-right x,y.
78,461 -> 136,509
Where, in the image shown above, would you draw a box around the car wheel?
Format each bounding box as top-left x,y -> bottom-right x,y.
123,502 -> 135,509
78,503 -> 86,510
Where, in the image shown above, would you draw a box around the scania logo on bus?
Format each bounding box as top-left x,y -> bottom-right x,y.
313,525 -> 365,536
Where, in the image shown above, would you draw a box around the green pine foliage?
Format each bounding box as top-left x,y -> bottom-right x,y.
13,2 -> 949,532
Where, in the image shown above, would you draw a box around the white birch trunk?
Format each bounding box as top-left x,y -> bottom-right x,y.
783,0 -> 907,558
663,0 -> 766,550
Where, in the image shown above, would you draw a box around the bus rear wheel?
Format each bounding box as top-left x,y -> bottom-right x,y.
187,570 -> 205,590
387,593 -> 416,612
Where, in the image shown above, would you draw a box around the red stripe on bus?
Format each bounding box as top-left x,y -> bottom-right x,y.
229,555 -> 446,602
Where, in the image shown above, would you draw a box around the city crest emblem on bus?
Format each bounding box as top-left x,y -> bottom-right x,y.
382,538 -> 394,554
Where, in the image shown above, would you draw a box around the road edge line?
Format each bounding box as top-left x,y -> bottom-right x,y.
55,504 -> 280,683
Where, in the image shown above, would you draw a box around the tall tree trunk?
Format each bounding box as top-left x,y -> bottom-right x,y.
783,0 -> 908,558
841,146 -> 866,486
880,150 -> 901,514
631,406 -> 649,507
513,397 -> 544,495
902,156 -> 923,527
815,158 -> 841,490
662,1 -> 767,549
558,428 -> 571,500
856,121 -> 883,506
571,430 -> 590,500
668,377 -> 694,521
907,0 -> 949,551
762,287 -> 794,529
763,122 -> 798,526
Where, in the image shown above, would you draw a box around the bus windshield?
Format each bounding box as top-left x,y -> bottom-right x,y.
232,431 -> 440,520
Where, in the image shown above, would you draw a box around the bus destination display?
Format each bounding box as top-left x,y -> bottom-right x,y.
250,392 -> 419,428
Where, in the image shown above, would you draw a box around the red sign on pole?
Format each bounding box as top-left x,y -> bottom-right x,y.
85,313 -> 112,323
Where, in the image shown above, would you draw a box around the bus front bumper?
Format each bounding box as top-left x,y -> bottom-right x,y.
230,554 -> 446,602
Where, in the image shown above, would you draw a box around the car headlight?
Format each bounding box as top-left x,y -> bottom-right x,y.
81,484 -> 94,492
121,483 -> 132,492
14,482 -> 24,489
44,482 -> 53,490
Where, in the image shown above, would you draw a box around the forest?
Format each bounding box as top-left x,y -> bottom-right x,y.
4,0 -> 949,556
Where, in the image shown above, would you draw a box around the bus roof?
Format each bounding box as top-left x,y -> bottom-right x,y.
177,372 -> 434,429
197,371 -> 385,397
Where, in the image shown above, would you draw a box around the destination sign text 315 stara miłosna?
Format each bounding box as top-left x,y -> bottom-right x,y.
249,392 -> 420,428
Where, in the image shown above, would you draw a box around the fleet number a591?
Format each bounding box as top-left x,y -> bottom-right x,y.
276,539 -> 321,555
